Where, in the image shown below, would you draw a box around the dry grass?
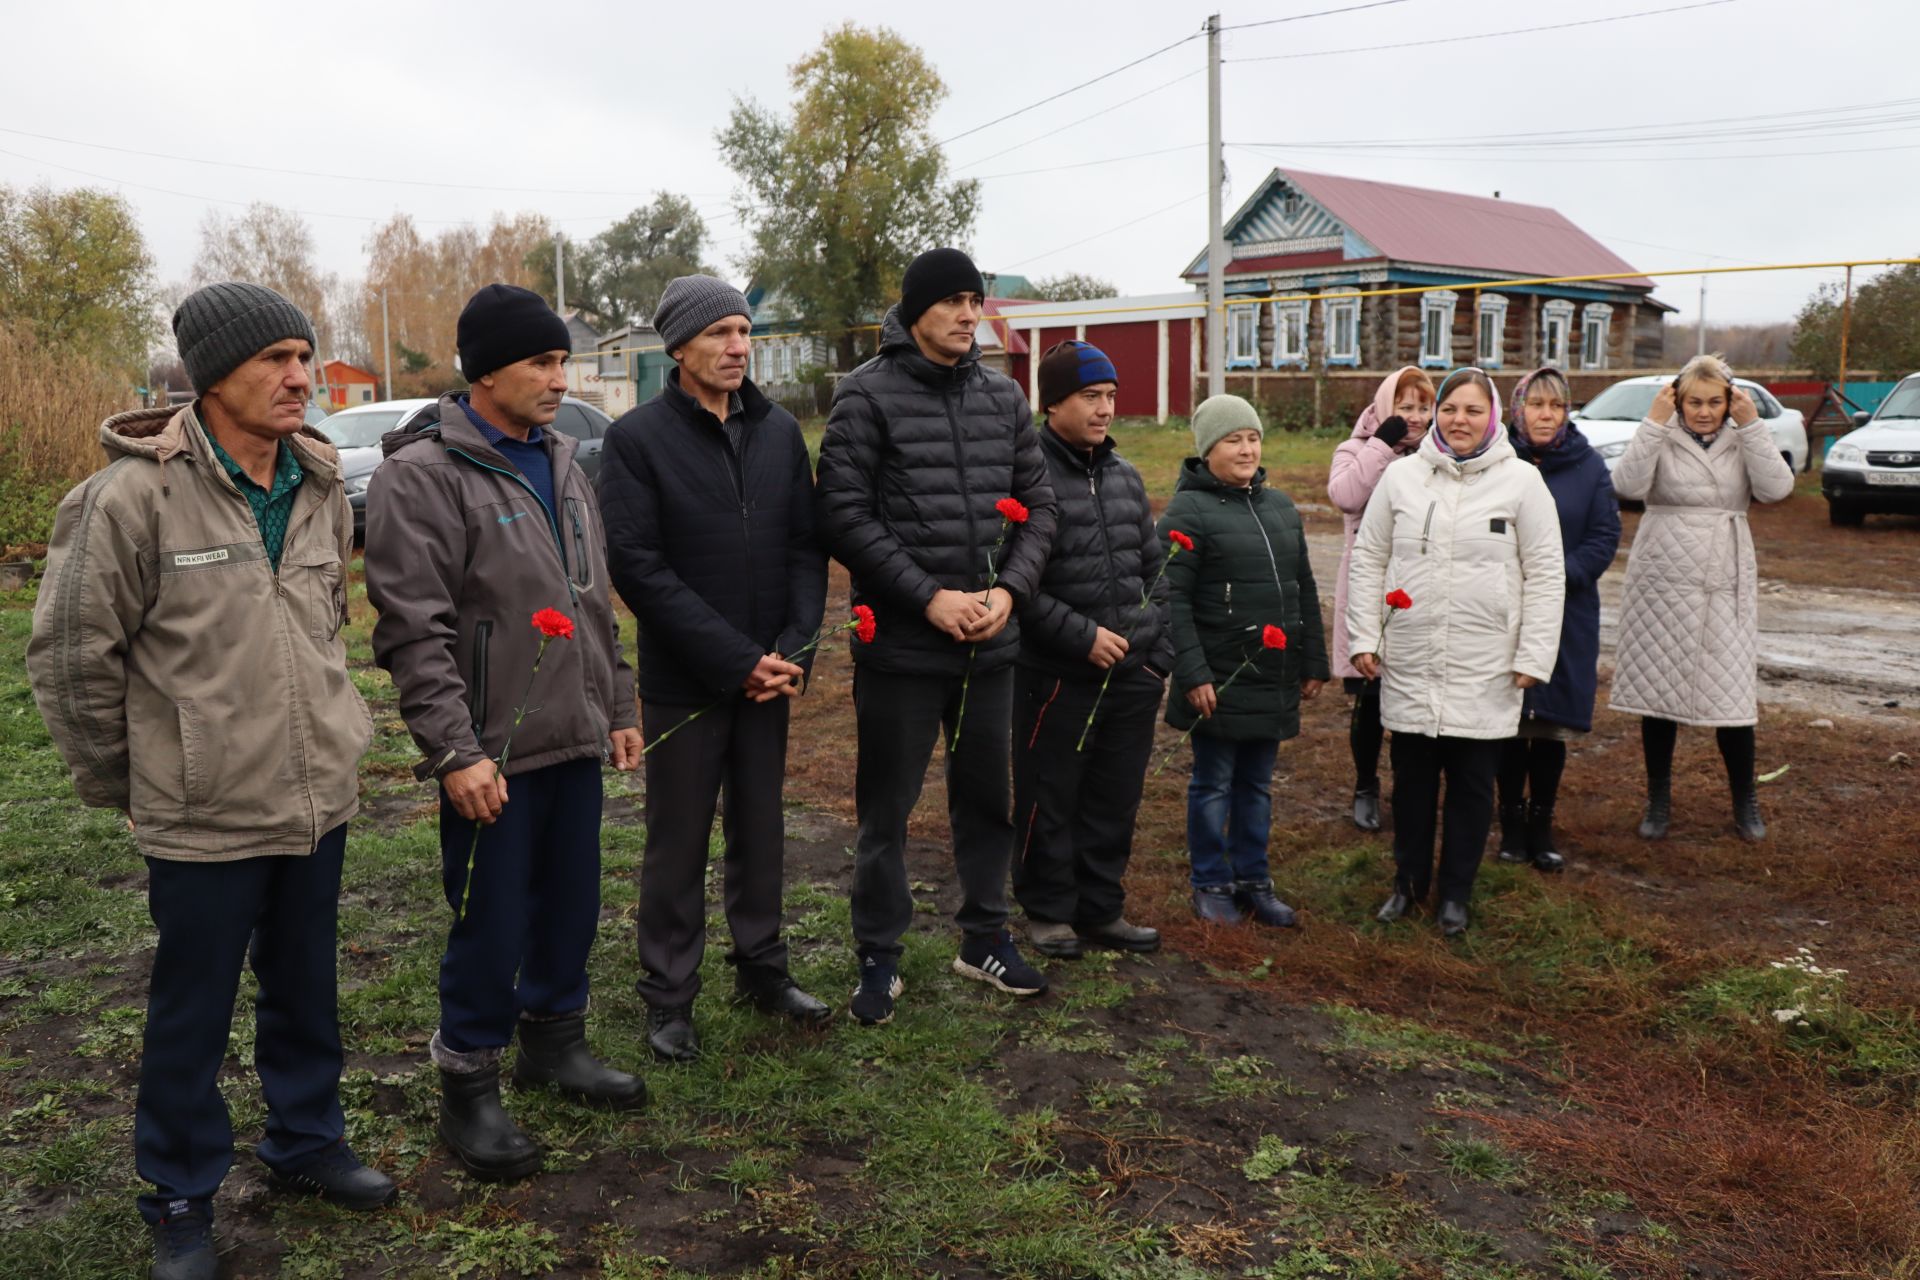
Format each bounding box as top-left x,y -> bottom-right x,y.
0,323 -> 135,551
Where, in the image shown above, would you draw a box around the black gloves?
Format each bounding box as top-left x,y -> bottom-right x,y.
1373,415 -> 1410,449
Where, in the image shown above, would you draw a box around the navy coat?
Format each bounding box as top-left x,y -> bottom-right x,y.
1511,425 -> 1621,732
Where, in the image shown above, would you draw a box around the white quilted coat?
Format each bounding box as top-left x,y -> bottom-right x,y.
1345,431 -> 1566,740
1608,416 -> 1796,727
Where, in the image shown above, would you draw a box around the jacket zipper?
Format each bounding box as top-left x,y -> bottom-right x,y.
943,384 -> 980,588
471,620 -> 492,736
1420,500 -> 1437,555
446,447 -> 579,605
723,423 -> 755,633
1243,491 -> 1287,597
1088,459 -> 1122,619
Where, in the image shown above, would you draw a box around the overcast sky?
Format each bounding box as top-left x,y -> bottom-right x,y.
4,0 -> 1909,328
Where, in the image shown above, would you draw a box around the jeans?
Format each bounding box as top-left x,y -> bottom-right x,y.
1186,733 -> 1279,888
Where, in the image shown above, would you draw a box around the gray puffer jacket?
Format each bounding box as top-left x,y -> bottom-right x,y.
816,306 -> 1058,677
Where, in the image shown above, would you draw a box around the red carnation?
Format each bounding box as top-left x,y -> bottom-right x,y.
1262,624 -> 1287,650
853,604 -> 877,644
995,497 -> 1029,524
1385,589 -> 1413,611
1168,529 -> 1195,552
531,607 -> 575,640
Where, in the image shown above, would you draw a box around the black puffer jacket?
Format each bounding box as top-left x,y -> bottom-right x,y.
598,371 -> 827,706
1018,426 -> 1174,683
816,306 -> 1058,677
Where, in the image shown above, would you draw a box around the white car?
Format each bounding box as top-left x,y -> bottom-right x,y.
315,398 -> 437,539
1573,374 -> 1810,476
1822,372 -> 1920,526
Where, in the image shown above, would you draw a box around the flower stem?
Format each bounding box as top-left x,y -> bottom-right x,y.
456,637 -> 549,923
1078,541 -> 1180,752
1152,655 -> 1256,777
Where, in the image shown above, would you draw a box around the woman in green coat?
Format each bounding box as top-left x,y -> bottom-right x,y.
1161,395 -> 1331,928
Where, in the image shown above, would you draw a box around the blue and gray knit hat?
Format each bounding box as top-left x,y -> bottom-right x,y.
1037,340 -> 1119,412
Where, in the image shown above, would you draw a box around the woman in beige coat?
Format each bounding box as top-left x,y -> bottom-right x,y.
1608,354 -> 1795,842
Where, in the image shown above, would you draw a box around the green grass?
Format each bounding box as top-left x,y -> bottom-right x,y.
1317,1004 -> 1511,1080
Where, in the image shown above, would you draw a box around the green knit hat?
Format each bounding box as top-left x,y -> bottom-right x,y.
1191,394 -> 1263,458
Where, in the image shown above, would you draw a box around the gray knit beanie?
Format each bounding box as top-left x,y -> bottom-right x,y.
655,275 -> 752,356
172,282 -> 317,393
1191,394 -> 1264,458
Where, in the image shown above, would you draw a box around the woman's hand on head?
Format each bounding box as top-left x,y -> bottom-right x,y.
1352,653 -> 1380,679
1729,386 -> 1760,427
1649,385 -> 1676,424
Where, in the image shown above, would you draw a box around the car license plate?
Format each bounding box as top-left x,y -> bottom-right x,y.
1866,472 -> 1920,486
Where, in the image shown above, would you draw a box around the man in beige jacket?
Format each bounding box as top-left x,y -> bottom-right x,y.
28,283 -> 391,1280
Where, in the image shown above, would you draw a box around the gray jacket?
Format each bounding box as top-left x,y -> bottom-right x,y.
365,396 -> 637,780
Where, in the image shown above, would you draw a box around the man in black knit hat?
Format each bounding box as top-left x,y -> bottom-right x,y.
365,284 -> 647,1182
816,248 -> 1058,1025
597,275 -> 831,1063
1012,341 -> 1169,960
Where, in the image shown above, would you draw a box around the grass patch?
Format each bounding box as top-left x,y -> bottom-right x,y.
1318,1004 -> 1510,1080
1676,949 -> 1920,1087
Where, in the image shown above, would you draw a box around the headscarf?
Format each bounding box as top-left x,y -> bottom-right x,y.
1508,366 -> 1573,454
1348,365 -> 1433,455
1430,367 -> 1503,461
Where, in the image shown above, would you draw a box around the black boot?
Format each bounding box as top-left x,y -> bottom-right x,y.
646,1003 -> 701,1063
734,967 -> 833,1025
439,1065 -> 542,1181
1638,780 -> 1671,840
1495,801 -> 1529,863
1233,879 -> 1297,929
1437,899 -> 1470,937
1526,800 -> 1565,872
513,1014 -> 648,1110
1351,782 -> 1382,832
1732,783 -> 1767,842
1191,885 -> 1245,924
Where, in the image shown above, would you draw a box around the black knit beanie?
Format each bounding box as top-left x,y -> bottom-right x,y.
1037,340 -> 1120,412
899,248 -> 986,329
457,284 -> 572,382
172,282 -> 316,394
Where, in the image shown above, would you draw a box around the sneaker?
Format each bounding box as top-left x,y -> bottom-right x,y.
263,1140 -> 396,1210
850,952 -> 904,1026
952,930 -> 1049,997
150,1200 -> 217,1280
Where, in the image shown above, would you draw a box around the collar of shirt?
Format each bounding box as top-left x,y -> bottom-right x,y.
207,433 -> 302,502
460,395 -> 545,448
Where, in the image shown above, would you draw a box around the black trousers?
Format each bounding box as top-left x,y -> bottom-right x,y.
636,697 -> 790,1007
1389,733 -> 1502,906
850,664 -> 1014,957
136,826 -> 348,1223
1345,676 -> 1384,790
1011,665 -> 1162,928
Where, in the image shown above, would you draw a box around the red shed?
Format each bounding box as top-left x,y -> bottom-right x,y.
999,292 -> 1202,422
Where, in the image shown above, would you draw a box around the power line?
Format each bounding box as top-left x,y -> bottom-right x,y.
933,28 -> 1205,151
972,143 -> 1201,182
1218,0 -> 1415,31
1003,190 -> 1205,269
1226,0 -> 1739,62
1231,137 -> 1920,165
1240,113 -> 1920,153
951,68 -> 1202,171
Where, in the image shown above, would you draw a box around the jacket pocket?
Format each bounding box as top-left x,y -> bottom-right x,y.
565,498 -> 595,592
470,620 -> 493,738
178,699 -> 210,818
283,545 -> 346,641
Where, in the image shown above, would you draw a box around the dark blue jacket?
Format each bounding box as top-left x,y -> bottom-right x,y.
1511,425 -> 1621,732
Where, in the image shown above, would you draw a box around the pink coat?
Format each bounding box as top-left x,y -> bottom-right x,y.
1327,367 -> 1427,679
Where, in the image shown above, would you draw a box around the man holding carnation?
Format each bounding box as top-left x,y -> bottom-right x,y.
816,247 -> 1058,1025
598,275 -> 831,1063
365,284 -> 646,1182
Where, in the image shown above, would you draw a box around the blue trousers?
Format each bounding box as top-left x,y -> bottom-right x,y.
1186,734 -> 1280,889
136,825 -> 348,1223
438,757 -> 602,1054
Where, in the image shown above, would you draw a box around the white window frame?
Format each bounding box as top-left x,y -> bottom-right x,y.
1476,294 -> 1509,368
1323,297 -> 1360,366
1541,300 -> 1575,368
1269,300 -> 1308,367
1581,303 -> 1613,371
1419,290 -> 1457,367
777,341 -> 793,381
1226,303 -> 1259,369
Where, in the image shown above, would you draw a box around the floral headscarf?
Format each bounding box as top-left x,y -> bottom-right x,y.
1508,366 -> 1573,453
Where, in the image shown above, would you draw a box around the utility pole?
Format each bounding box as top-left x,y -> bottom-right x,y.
1838,264 -> 1853,403
380,289 -> 392,401
1206,13 -> 1226,400
1696,275 -> 1707,358
555,238 -> 566,316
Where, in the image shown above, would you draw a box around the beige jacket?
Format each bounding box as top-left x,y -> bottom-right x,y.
1608,415 -> 1795,726
27,405 -> 371,861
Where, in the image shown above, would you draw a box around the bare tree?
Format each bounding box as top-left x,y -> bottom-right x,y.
191,204 -> 351,365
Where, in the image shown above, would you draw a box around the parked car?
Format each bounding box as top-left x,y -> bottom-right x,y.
303,402 -> 330,429
1573,374 -> 1810,476
320,395 -> 614,541
1822,372 -> 1920,526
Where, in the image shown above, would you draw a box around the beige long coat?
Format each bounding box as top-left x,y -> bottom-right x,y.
1608,416 -> 1795,727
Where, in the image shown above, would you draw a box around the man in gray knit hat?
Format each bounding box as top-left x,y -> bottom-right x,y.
598,275 -> 830,1062
29,281 -> 392,1280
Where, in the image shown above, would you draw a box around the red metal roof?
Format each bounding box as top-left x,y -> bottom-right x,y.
1233,168 -> 1654,292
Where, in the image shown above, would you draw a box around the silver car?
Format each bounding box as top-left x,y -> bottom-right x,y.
1822,373 -> 1920,526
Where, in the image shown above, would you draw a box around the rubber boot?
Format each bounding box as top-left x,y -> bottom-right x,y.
1637,779 -> 1671,841
1495,801 -> 1529,863
512,1014 -> 648,1110
1731,782 -> 1767,842
1526,800 -> 1565,872
439,1065 -> 542,1181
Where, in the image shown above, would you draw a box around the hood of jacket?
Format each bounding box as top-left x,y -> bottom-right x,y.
380,393 -> 581,479
1175,455 -> 1268,497
1417,418 -> 1517,477
1512,420 -> 1598,473
877,304 -> 983,387
101,403 -> 341,483
1348,365 -> 1429,455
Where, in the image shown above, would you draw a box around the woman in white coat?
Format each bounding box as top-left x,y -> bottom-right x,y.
1608,354 -> 1795,842
1346,369 -> 1565,936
